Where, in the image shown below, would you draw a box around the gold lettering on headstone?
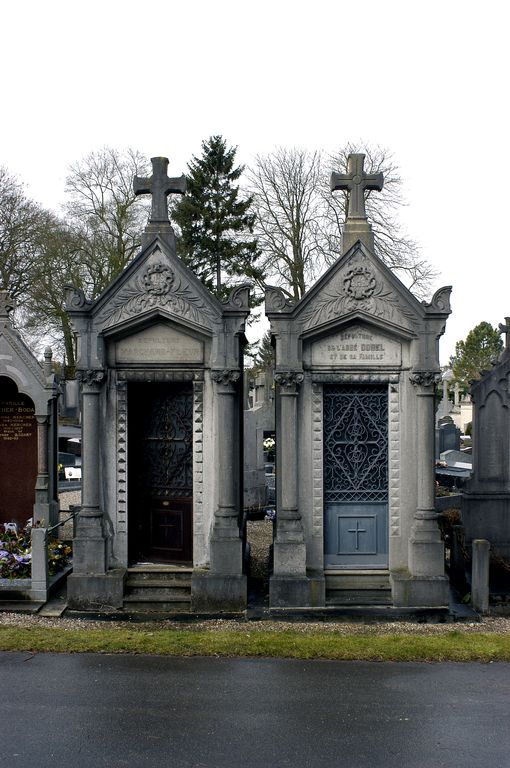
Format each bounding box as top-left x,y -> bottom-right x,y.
0,400 -> 36,441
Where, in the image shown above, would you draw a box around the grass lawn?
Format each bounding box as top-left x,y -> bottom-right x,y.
1,625 -> 510,661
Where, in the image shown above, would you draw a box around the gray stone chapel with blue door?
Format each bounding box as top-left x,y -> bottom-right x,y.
66,157 -> 250,612
267,155 -> 452,609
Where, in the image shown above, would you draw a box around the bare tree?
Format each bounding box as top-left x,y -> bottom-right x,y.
0,166 -> 50,304
23,215 -> 83,369
64,147 -> 150,298
246,148 -> 327,301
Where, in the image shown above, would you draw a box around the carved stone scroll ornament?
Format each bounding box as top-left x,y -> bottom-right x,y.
423,286 -> 452,314
265,286 -> 294,313
274,371 -> 304,388
409,370 -> 442,388
65,286 -> 92,312
223,284 -> 251,311
211,369 -> 241,385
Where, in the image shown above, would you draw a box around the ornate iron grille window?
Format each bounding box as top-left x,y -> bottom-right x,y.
130,384 -> 193,499
323,384 -> 388,503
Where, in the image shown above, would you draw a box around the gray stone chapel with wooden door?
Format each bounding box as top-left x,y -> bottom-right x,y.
66,157 -> 250,612
266,155 -> 452,610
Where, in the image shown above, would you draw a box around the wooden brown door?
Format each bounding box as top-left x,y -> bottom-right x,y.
128,383 -> 193,564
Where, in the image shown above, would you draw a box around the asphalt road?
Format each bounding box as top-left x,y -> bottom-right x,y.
1,652 -> 509,767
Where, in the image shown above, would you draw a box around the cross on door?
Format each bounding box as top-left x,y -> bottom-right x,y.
348,519 -> 367,551
133,157 -> 186,222
330,154 -> 383,220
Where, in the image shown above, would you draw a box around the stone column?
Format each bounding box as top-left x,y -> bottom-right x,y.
395,371 -> 448,606
269,370 -> 322,608
67,369 -> 125,610
209,369 -> 242,573
33,415 -> 50,524
73,370 -> 107,574
192,369 -> 246,612
273,371 -> 306,575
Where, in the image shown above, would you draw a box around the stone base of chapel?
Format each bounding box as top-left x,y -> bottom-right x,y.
390,570 -> 449,607
191,571 -> 247,612
66,569 -> 126,610
269,574 -> 325,608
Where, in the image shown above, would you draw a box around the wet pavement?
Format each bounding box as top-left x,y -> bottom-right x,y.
1,652 -> 508,767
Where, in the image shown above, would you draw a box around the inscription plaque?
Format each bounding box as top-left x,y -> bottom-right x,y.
0,381 -> 38,526
114,323 -> 204,365
312,325 -> 401,367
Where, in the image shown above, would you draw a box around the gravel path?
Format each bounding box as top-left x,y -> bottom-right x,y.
1,612 -> 510,635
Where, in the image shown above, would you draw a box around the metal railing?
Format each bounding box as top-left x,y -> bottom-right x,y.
30,506 -> 78,602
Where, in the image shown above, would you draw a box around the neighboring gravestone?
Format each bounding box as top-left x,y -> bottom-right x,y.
461,318 -> 510,559
265,154 -> 452,609
65,156 -> 250,612
0,293 -> 59,528
436,417 -> 461,458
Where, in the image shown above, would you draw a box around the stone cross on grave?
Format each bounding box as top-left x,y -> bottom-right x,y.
133,157 -> 186,223
499,317 -> 510,350
331,154 -> 384,220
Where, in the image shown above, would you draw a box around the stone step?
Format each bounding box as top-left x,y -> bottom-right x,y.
125,581 -> 191,600
325,570 -> 391,591
124,566 -> 192,612
326,589 -> 392,606
127,567 -> 192,583
325,570 -> 392,606
123,594 -> 191,613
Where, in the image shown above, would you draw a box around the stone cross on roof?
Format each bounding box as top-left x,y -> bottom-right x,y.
330,154 -> 384,220
499,317 -> 510,350
133,157 -> 186,223
0,291 -> 14,319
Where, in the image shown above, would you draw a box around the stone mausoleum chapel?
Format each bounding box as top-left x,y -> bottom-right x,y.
67,158 -> 250,611
67,152 -> 452,613
266,154 -> 452,609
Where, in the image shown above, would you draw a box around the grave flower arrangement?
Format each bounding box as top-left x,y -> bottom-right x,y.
263,437 -> 275,461
0,527 -> 31,578
0,526 -> 72,579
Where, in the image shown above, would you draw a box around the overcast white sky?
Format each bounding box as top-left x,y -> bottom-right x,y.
1,0 -> 508,364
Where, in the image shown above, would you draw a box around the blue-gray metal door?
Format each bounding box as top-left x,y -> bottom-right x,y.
324,384 -> 388,568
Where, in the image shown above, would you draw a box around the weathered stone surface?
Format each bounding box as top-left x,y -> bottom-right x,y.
461,329 -> 510,560
66,162 -> 250,612
265,155 -> 451,609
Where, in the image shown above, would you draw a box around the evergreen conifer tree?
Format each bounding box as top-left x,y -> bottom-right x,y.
172,136 -> 263,302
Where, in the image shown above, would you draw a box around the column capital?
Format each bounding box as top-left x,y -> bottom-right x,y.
274,370 -> 304,390
77,369 -> 106,390
409,370 -> 441,390
211,369 -> 240,389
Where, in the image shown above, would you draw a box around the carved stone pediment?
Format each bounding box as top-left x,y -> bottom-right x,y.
96,246 -> 219,331
299,249 -> 419,333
